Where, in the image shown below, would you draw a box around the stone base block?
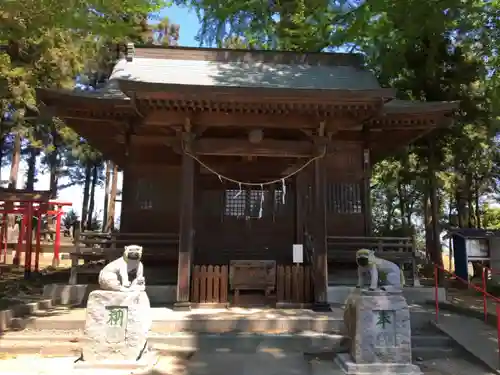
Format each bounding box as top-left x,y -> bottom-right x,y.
82,290 -> 152,362
73,349 -> 159,375
335,354 -> 422,375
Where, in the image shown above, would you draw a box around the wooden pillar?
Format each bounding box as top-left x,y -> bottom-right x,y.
312,129 -> 329,311
175,128 -> 195,310
295,172 -> 306,243
362,148 -> 372,235
118,122 -> 133,232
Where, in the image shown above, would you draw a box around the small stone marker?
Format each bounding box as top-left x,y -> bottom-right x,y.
338,289 -> 422,374
73,247 -> 158,374
374,309 -> 396,348
105,305 -> 128,343
79,290 -> 153,362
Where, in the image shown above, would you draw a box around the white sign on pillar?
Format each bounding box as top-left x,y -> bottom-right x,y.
293,244 -> 304,264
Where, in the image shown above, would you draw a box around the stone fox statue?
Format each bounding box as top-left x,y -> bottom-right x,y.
98,245 -> 145,292
356,249 -> 405,290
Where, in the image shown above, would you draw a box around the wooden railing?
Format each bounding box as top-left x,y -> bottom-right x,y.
191,265 -> 229,305
327,236 -> 415,262
276,264 -> 314,305
68,231 -> 179,284
327,236 -> 417,285
75,231 -> 179,251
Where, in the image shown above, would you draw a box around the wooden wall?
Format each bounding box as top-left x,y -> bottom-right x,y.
195,179 -> 295,264
120,165 -> 182,233
325,142 -> 365,236
119,139 -> 368,265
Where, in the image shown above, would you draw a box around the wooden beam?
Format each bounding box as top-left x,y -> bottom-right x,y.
115,134 -> 175,146
312,150 -> 328,308
144,110 -> 360,130
0,189 -> 51,202
193,138 -> 316,158
175,131 -> 196,309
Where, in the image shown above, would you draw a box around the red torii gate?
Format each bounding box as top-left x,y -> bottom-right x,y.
0,188 -> 72,279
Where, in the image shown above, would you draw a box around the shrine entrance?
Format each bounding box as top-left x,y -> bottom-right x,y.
195,165 -> 299,306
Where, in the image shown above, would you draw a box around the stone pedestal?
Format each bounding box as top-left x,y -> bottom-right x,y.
76,290 -> 158,373
337,289 -> 422,375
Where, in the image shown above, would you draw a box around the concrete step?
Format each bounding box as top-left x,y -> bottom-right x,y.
15,307 -> 346,333
0,331 -> 346,356
412,346 -> 461,360
13,307 -> 434,333
0,298 -> 63,331
411,334 -> 456,348
23,317 -> 345,333
1,329 -> 461,358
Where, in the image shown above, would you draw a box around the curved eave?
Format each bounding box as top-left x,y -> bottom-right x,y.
380,100 -> 459,116
369,101 -> 458,161
36,88 -> 132,109
369,101 -> 458,130
116,79 -> 396,103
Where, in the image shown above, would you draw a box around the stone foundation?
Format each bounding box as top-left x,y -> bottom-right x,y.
337,289 -> 422,374
81,290 -> 153,362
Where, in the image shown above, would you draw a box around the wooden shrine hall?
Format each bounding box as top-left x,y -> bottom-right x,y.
37,45 -> 457,309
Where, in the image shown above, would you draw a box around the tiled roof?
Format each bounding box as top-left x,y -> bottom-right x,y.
382,100 -> 459,114
108,56 -> 382,91
447,228 -> 500,238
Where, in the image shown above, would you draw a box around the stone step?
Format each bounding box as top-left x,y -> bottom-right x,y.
411,334 -> 456,348
1,330 -> 460,358
412,346 -> 461,361
0,298 -> 64,331
0,332 -> 346,356
12,308 -> 434,334
23,317 -> 345,333
15,307 -> 346,333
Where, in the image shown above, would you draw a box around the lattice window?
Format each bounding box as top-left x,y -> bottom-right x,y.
224,189 -> 268,218
327,182 -> 362,214
224,189 -> 246,217
136,179 -> 154,210
248,190 -> 263,218
273,189 -> 291,215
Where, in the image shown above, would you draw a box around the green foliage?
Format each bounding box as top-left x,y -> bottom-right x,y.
482,205 -> 500,230
63,209 -> 79,230
0,0 -> 178,229
180,0 -> 500,259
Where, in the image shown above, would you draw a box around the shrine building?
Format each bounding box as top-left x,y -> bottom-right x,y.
37,45 -> 457,308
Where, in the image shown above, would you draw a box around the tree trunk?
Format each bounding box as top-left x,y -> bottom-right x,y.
397,176 -> 407,232
466,173 -> 474,227
48,131 -> 60,199
428,139 -> 443,284
474,181 -> 481,228
9,131 -> 22,265
106,163 -> 119,232
0,132 -> 5,183
423,191 -> 433,260
86,164 -> 98,230
102,162 -> 111,232
81,163 -> 92,230
8,132 -> 21,189
25,146 -> 38,191
384,191 -> 395,232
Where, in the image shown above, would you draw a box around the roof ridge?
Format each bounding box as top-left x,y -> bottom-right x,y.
132,45 -> 365,67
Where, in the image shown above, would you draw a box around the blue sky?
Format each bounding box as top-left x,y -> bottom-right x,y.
158,5 -> 200,47
0,6 -> 203,223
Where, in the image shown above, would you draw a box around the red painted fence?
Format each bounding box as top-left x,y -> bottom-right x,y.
433,264 -> 500,359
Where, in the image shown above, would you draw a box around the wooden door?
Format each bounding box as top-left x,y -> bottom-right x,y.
195,186 -> 295,264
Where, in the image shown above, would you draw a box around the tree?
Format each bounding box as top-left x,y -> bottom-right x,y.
176,0 -> 500,270
1,0 -> 165,42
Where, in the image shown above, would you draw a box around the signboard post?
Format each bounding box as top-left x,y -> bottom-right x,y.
293,244 -> 304,264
